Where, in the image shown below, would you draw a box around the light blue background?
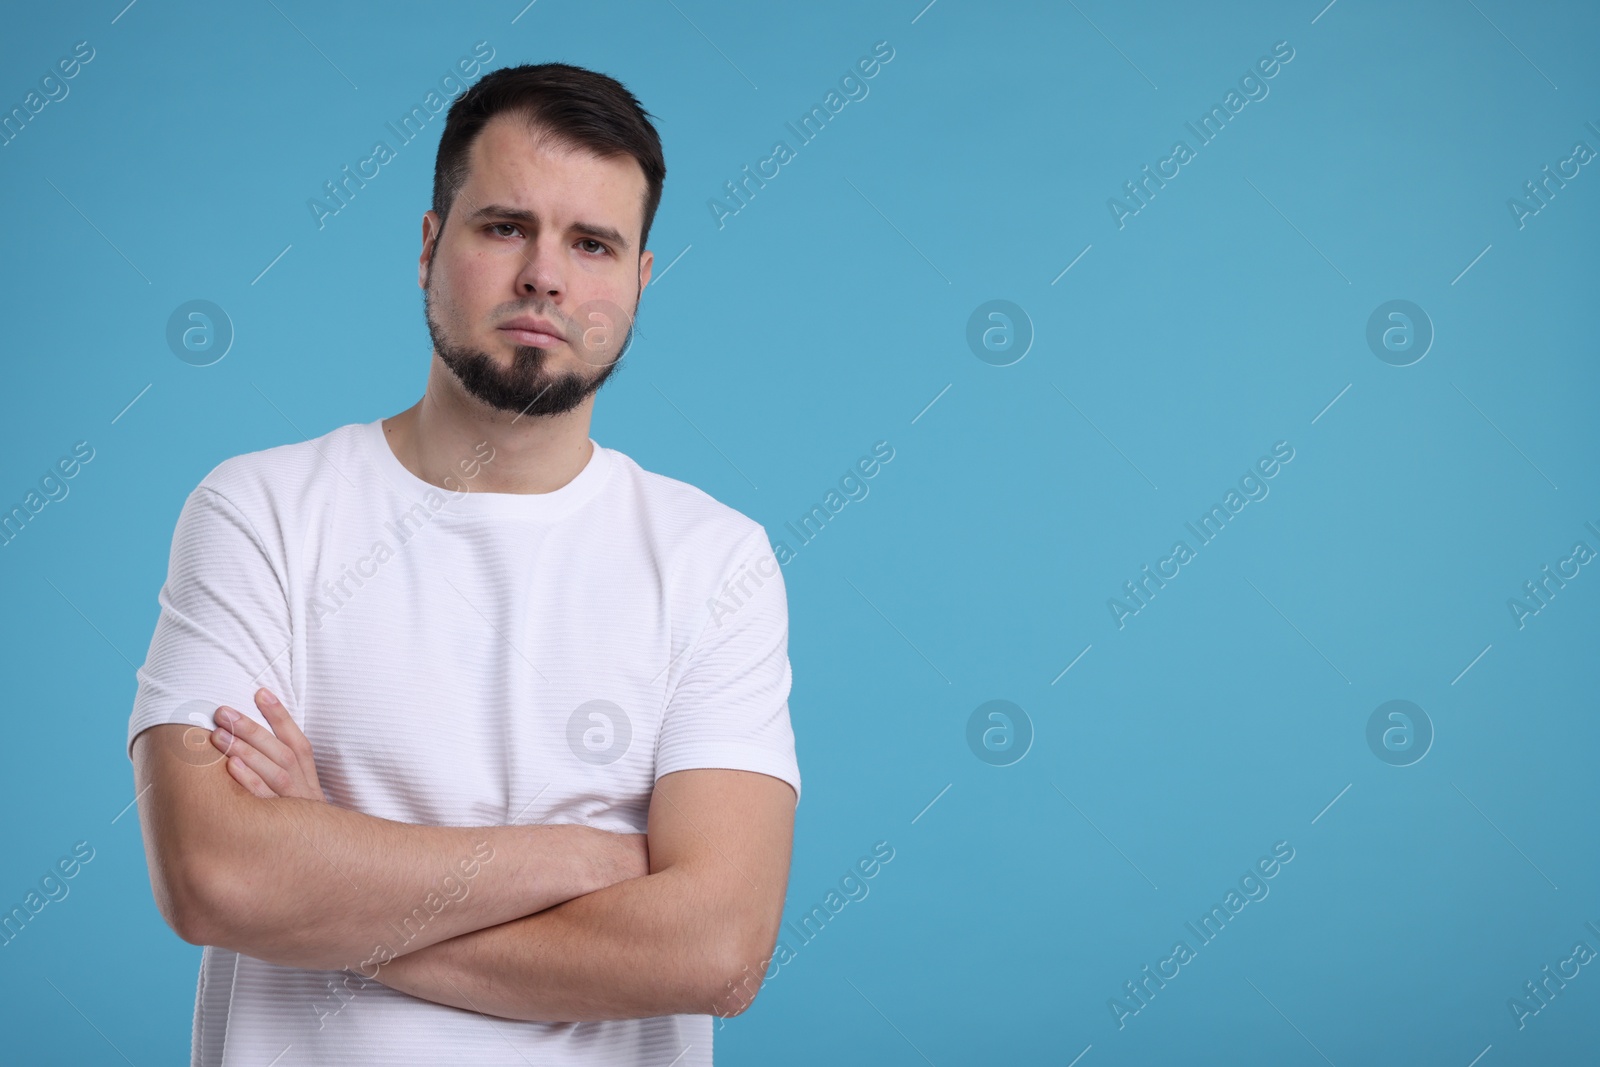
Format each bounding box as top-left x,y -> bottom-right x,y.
2,0 -> 1597,1064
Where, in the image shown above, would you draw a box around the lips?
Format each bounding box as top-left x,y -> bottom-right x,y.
498,317 -> 566,345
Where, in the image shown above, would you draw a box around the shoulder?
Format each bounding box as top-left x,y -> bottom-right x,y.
194,421 -> 369,515
603,447 -> 773,563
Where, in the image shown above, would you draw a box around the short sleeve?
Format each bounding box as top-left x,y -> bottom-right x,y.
654,528 -> 801,806
126,484 -> 296,759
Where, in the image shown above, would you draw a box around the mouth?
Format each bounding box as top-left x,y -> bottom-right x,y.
499,327 -> 566,347
498,318 -> 566,347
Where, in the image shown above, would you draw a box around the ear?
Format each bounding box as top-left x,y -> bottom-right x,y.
419,210 -> 443,289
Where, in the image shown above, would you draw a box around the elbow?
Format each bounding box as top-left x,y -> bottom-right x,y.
154,849 -> 349,971
131,727 -> 292,956
150,850 -> 232,947
167,905 -> 216,949
701,935 -> 774,1018
145,821 -> 260,951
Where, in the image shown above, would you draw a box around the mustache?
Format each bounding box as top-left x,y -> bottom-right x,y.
494,305 -> 568,329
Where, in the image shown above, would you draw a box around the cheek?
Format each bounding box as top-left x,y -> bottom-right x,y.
437,256 -> 505,327
463,249 -> 514,289
573,259 -> 629,317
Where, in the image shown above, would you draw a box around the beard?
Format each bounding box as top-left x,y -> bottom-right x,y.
423,272 -> 633,418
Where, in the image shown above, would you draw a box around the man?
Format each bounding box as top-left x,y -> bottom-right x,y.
128,62 -> 800,1066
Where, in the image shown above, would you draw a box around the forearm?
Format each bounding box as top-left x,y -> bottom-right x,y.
375,864 -> 747,1022
186,799 -> 579,970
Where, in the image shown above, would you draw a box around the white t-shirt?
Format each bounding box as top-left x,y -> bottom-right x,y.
127,418 -> 801,1067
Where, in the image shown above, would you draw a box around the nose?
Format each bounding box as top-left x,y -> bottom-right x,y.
514,233 -> 565,299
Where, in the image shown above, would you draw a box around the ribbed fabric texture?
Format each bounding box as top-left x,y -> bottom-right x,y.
129,420 -> 800,1066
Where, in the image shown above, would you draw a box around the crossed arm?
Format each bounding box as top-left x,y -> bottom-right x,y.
374,765 -> 791,1021
132,688 -> 796,1022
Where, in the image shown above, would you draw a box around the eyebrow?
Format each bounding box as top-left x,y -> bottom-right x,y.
465,203 -> 631,252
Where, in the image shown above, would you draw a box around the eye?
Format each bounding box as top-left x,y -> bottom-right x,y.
488,223 -> 521,238
578,238 -> 610,256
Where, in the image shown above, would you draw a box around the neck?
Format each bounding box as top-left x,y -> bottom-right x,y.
383,363 -> 596,495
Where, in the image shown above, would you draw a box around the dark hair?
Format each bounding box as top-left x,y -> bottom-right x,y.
431,62 -> 667,254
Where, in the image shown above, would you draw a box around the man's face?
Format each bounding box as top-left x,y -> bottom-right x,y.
419,114 -> 654,418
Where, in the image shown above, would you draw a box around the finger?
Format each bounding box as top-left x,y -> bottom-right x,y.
255,689 -> 313,755
212,729 -> 296,799
215,703 -> 298,771
226,753 -> 278,799
208,723 -> 242,761
254,690 -> 323,798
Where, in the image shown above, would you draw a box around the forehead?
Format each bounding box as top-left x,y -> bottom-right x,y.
459,114 -> 646,239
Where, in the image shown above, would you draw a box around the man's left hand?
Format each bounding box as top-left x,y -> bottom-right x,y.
210,687 -> 327,802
